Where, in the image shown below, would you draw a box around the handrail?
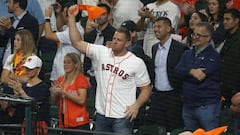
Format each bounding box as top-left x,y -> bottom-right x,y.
0,93 -> 34,104
0,93 -> 37,135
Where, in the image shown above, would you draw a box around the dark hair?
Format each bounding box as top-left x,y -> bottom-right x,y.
224,8 -> 240,20
63,2 -> 82,20
57,0 -> 77,9
13,0 -> 27,10
155,17 -> 175,33
116,27 -> 131,41
195,22 -> 214,36
195,11 -> 208,22
155,17 -> 172,27
206,0 -> 227,22
186,11 -> 208,47
62,1 -> 75,12
97,3 -> 111,15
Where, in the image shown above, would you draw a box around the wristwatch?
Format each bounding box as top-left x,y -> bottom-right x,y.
44,16 -> 51,22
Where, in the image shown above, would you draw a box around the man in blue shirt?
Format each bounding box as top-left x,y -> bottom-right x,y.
175,22 -> 221,131
149,17 -> 186,132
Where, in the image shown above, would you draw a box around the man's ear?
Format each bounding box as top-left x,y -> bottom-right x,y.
234,18 -> 240,25
207,36 -> 212,43
166,26 -> 173,34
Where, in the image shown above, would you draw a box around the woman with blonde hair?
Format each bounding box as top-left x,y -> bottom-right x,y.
1,29 -> 37,84
0,29 -> 38,134
50,53 -> 90,135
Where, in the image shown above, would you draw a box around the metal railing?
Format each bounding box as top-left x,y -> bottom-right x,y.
0,93 -> 38,134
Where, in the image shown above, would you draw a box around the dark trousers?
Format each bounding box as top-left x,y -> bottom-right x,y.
147,89 -> 184,131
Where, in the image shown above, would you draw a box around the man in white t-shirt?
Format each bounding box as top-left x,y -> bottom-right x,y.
44,2 -> 84,81
136,0 -> 181,58
111,0 -> 143,29
68,5 -> 151,135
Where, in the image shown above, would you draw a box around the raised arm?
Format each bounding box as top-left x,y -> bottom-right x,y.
136,7 -> 156,31
68,5 -> 89,54
44,6 -> 59,41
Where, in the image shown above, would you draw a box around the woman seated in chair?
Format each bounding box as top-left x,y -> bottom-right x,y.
8,55 -> 50,135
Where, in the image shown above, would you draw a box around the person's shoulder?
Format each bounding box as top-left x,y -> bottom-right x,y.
8,54 -> 14,59
77,73 -> 88,79
57,75 -> 64,82
146,1 -> 156,7
23,12 -> 38,23
166,0 -> 179,6
128,51 -> 145,62
76,73 -> 89,83
172,39 -> 187,49
37,81 -> 49,88
76,73 -> 89,87
5,54 -> 14,63
205,45 -> 220,56
152,41 -> 160,48
89,43 -> 110,51
235,27 -> 240,35
106,24 -> 116,32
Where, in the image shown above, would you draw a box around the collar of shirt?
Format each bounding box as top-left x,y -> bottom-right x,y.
14,10 -> 27,21
158,37 -> 172,51
193,43 -> 210,56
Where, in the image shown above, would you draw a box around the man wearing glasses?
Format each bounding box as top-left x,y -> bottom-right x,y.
175,22 -> 221,131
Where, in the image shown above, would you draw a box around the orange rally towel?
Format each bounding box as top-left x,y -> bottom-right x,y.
192,126 -> 228,135
69,4 -> 106,20
14,51 -> 26,75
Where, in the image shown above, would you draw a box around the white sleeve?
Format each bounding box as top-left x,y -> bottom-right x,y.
135,59 -> 151,87
86,43 -> 111,61
56,22 -> 84,45
3,55 -> 14,71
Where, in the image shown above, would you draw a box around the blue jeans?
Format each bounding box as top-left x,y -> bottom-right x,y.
183,102 -> 221,131
95,113 -> 133,135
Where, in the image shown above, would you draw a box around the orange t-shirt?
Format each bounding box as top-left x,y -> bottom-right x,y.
227,0 -> 240,10
58,73 -> 90,128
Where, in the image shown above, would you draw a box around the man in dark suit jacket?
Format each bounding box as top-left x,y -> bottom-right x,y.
0,0 -> 39,67
147,17 -> 187,132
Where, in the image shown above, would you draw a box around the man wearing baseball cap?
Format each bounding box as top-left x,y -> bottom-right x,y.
8,55 -> 50,134
23,55 -> 42,70
121,20 -> 137,33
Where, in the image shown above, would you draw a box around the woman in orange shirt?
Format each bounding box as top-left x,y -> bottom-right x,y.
227,0 -> 240,10
50,53 -> 90,135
